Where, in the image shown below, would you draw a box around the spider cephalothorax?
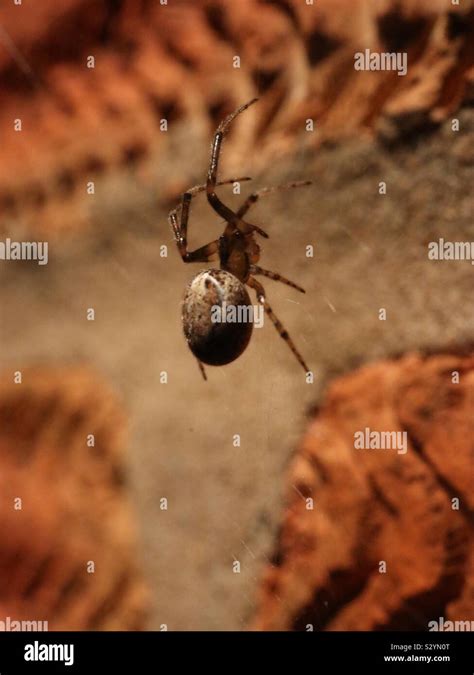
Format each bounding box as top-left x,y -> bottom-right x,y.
169,98 -> 310,380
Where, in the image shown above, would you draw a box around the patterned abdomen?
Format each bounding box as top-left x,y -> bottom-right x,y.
182,269 -> 254,366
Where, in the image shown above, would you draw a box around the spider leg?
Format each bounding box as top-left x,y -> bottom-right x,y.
236,181 -> 312,218
169,178 -> 253,262
184,240 -> 220,263
169,196 -> 218,262
250,265 -> 305,293
247,276 -> 309,373
169,193 -> 217,261
183,176 -> 252,201
206,98 -> 269,239
170,177 -> 252,224
197,360 -> 207,381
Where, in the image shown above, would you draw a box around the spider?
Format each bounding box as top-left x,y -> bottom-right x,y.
169,98 -> 311,380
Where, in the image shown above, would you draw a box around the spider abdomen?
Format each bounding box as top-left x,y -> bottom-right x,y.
182,269 -> 253,366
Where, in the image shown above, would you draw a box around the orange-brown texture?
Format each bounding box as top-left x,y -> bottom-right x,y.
1,0 -> 473,632
0,368 -> 148,630
0,0 -> 473,235
251,353 -> 474,630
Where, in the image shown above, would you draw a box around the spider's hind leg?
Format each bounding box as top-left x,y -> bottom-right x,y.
197,360 -> 207,381
250,265 -> 305,294
247,277 -> 309,373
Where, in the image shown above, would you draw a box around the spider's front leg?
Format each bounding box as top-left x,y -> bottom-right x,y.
206,99 -> 269,240
168,192 -> 217,263
169,177 -> 252,263
247,277 -> 309,373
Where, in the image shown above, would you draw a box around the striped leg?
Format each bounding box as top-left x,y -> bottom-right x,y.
247,277 -> 309,373
197,360 -> 207,381
250,265 -> 305,293
172,176 -> 252,211
206,98 -> 269,239
169,194 -> 218,262
236,181 -> 312,218
169,177 -> 252,262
